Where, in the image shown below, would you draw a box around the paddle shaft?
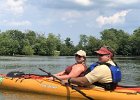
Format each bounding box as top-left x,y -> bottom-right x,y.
38,68 -> 61,81
39,68 -> 94,100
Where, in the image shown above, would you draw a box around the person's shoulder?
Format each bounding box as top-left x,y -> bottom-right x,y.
106,60 -> 116,66
73,63 -> 85,68
96,64 -> 110,70
96,64 -> 106,68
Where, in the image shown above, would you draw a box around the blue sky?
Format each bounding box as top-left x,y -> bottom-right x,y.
0,0 -> 140,44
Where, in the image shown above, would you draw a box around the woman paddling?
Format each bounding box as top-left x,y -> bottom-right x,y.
48,50 -> 87,80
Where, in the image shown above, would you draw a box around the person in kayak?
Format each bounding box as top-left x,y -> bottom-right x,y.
48,50 -> 87,80
65,46 -> 121,90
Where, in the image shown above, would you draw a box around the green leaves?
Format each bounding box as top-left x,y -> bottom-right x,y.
0,28 -> 140,56
100,28 -> 130,55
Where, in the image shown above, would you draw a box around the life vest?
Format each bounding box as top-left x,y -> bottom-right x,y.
85,62 -> 122,83
65,63 -> 87,77
84,62 -> 121,90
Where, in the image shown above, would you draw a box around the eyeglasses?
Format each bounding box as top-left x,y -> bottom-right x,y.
75,54 -> 82,58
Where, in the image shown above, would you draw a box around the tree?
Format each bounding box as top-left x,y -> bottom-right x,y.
33,35 -> 47,55
20,39 -> 35,55
46,33 -> 61,56
64,37 -> 74,47
22,45 -> 34,55
60,37 -> 75,56
86,36 -> 101,56
129,27 -> 140,55
5,30 -> 25,41
25,30 -> 37,46
77,34 -> 88,48
0,36 -> 19,55
3,30 -> 26,55
100,28 -> 130,55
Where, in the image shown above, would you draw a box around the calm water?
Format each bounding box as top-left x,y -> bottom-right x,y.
0,56 -> 140,100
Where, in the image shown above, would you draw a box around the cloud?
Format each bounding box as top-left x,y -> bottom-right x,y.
6,0 -> 27,14
106,0 -> 140,7
111,0 -> 139,4
61,11 -> 81,22
96,10 -> 131,26
0,20 -> 31,26
68,0 -> 93,6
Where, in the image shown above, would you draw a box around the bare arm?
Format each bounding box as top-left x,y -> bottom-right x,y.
55,64 -> 85,80
69,77 -> 91,86
54,70 -> 65,76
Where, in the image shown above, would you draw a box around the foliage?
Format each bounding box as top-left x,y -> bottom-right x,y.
60,37 -> 75,56
22,45 -> 34,55
100,28 -> 131,55
129,27 -> 140,55
86,36 -> 101,55
0,28 -> 140,56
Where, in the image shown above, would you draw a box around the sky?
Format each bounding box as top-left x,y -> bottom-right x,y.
0,0 -> 140,44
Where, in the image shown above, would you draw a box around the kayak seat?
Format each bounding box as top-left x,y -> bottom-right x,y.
6,71 -> 25,78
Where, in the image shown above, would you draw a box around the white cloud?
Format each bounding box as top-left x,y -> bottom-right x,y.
112,0 -> 139,4
1,20 -> 31,26
96,10 -> 131,26
70,0 -> 93,6
6,0 -> 27,14
107,0 -> 140,7
61,11 -> 81,23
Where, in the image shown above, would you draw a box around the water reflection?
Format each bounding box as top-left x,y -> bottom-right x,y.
0,90 -> 83,100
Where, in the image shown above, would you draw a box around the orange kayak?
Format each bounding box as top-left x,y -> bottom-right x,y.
0,74 -> 140,100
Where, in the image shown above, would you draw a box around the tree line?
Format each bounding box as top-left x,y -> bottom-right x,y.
0,27 -> 140,56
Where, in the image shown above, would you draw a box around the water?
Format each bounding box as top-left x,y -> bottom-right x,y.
0,56 -> 140,100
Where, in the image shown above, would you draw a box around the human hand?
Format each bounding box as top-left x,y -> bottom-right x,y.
47,77 -> 54,81
61,80 -> 69,85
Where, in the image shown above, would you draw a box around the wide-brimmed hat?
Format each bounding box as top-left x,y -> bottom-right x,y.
75,50 -> 86,57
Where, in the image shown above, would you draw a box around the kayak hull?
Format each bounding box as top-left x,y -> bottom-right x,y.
0,76 -> 140,100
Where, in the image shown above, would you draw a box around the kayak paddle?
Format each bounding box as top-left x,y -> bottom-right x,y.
39,68 -> 94,100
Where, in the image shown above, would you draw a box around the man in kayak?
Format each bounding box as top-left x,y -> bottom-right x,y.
65,46 -> 121,90
48,50 -> 87,80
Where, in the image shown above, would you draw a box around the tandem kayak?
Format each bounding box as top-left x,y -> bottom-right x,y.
0,72 -> 140,100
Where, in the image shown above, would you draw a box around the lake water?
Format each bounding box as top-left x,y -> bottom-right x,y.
0,56 -> 140,100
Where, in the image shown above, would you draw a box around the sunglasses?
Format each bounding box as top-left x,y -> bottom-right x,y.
75,54 -> 82,58
97,54 -> 109,56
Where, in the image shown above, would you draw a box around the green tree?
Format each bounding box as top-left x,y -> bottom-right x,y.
64,37 -> 74,47
25,30 -> 37,46
22,45 -> 34,55
77,34 -> 88,48
100,28 -> 130,55
33,35 -> 47,55
60,37 -> 75,56
0,36 -> 19,55
130,27 -> 140,55
5,30 -> 25,41
46,33 -> 61,56
20,39 -> 35,55
3,30 -> 26,55
86,36 -> 101,56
